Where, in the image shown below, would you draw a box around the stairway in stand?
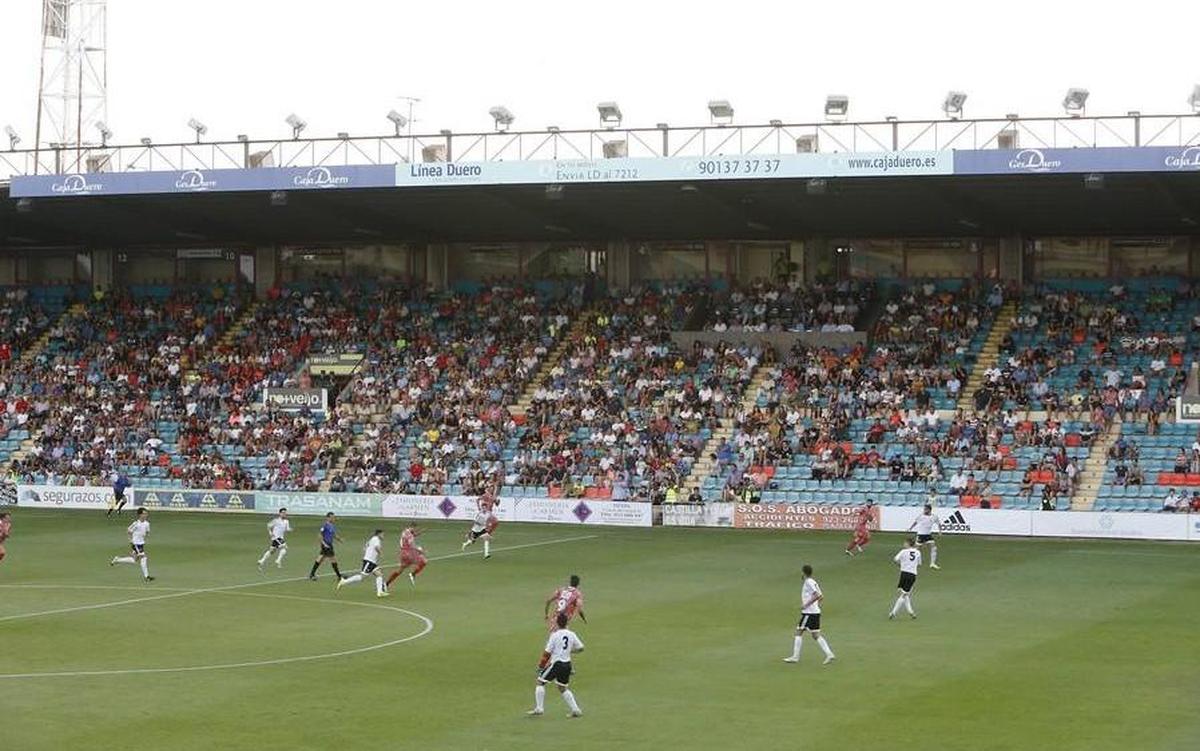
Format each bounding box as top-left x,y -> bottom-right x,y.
508,308 -> 595,419
1071,421 -> 1122,511
678,363 -> 772,500
956,299 -> 1019,412
177,300 -> 259,386
6,303 -> 83,473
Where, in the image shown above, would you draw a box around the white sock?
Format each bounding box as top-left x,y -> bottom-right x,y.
562,689 -> 581,714
890,595 -> 905,617
790,636 -> 803,659
139,557 -> 150,578
904,594 -> 915,615
374,576 -> 385,595
816,636 -> 834,659
343,574 -> 363,585
276,546 -> 287,565
258,549 -> 272,565
483,539 -> 490,556
113,556 -> 136,564
534,684 -> 546,711
930,545 -> 938,565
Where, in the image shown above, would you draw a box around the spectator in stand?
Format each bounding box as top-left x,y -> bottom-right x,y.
1161,488 -> 1182,513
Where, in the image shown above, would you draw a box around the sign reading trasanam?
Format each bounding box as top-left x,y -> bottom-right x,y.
733,503 -> 878,531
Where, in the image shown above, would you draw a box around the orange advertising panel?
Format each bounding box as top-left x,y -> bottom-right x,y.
733,503 -> 880,531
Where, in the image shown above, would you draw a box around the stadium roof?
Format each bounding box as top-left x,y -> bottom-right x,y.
2,170 -> 1200,250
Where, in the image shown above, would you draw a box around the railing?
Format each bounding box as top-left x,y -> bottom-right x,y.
3,112 -> 1200,181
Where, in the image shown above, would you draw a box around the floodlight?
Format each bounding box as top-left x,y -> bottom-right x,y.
140,137 -> 152,146
942,91 -> 967,119
489,106 -> 515,132
602,140 -> 627,159
997,130 -> 1019,150
337,132 -> 350,140
96,121 -> 112,145
769,119 -> 783,127
247,150 -> 274,168
187,118 -> 207,143
1189,84 -> 1200,113
597,101 -> 622,129
286,113 -> 307,139
825,95 -> 849,121
4,126 -> 19,150
422,144 -> 446,162
386,109 -> 408,136
707,100 -> 734,125
1062,88 -> 1089,116
795,134 -> 818,153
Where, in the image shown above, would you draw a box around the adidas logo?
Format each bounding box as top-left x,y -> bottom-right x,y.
942,510 -> 971,532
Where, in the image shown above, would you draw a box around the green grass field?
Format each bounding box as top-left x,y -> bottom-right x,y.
1,508 -> 1197,750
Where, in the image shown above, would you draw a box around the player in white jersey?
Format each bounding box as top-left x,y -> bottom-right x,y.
889,537 -> 922,620
257,508 -> 292,570
528,612 -> 585,718
110,507 -> 154,582
336,529 -> 387,597
908,504 -> 942,569
783,564 -> 835,665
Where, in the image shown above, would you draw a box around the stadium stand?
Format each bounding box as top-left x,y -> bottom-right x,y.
0,272 -> 1196,514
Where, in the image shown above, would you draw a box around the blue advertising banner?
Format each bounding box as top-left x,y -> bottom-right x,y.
953,145 -> 1200,175
10,164 -> 397,198
133,488 -> 256,511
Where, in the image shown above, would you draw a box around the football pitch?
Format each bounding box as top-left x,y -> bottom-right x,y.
0,509 -> 1197,751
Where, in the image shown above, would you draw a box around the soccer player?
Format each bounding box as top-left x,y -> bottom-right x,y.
308,512 -> 344,581
545,574 -> 587,629
889,537 -> 921,620
110,507 -> 154,582
385,522 -> 427,590
908,504 -> 942,569
844,499 -> 875,556
0,511 -> 11,565
783,564 -> 835,665
106,472 -> 131,517
336,529 -> 387,597
461,490 -> 499,558
257,508 -> 292,570
528,612 -> 585,718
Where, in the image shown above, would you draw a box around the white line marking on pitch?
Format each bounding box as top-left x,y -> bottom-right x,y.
0,591 -> 433,679
0,533 -> 597,624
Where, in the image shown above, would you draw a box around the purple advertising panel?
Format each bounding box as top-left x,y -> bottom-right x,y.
10,164 -> 397,197
953,145 -> 1200,175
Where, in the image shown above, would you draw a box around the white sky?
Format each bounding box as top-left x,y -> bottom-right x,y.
0,0 -> 1196,146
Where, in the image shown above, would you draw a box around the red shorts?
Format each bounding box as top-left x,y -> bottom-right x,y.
854,529 -> 871,544
485,516 -> 499,534
400,551 -> 426,567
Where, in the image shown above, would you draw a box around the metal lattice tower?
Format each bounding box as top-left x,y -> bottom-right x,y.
34,0 -> 108,150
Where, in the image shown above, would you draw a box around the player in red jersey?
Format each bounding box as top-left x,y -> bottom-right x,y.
545,574 -> 587,630
845,500 -> 875,556
0,512 -> 11,564
461,489 -> 499,559
385,522 -> 427,590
